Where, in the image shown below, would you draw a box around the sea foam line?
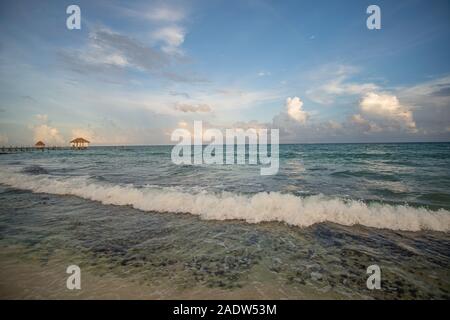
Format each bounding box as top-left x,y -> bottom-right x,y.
0,169 -> 449,232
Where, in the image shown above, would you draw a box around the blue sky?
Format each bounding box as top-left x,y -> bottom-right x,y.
0,0 -> 449,145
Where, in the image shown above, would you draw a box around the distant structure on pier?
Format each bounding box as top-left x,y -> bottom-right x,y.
70,137 -> 90,149
35,141 -> 45,149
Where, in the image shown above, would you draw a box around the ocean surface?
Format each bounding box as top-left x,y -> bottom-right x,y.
0,143 -> 449,299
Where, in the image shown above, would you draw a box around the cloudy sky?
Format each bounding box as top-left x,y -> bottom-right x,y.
0,0 -> 449,145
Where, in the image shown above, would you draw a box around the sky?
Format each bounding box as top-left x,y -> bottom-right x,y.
0,0 -> 449,145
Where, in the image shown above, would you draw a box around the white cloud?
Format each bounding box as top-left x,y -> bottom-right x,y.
285,97 -> 308,123
33,124 -> 65,145
103,54 -> 129,67
63,28 -> 169,73
306,64 -> 378,104
32,114 -> 65,145
113,4 -> 188,55
140,4 -> 188,55
359,92 -> 417,132
324,78 -> 378,96
151,26 -> 185,54
61,27 -> 203,83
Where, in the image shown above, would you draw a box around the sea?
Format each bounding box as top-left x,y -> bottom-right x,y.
0,143 -> 449,299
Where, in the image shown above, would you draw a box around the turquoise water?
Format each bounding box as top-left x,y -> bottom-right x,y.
0,143 -> 449,298
3,143 -> 450,208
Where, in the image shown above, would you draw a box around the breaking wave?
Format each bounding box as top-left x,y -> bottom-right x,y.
0,168 -> 449,232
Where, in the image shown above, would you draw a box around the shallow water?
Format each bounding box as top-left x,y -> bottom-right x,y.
0,143 -> 449,299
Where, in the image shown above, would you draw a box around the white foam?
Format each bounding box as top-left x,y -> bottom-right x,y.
0,168 -> 449,232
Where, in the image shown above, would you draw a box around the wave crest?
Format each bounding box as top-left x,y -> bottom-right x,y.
0,169 -> 449,232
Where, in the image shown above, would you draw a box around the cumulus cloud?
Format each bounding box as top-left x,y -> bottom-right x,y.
271,97 -> 310,140
33,124 -> 64,145
359,92 -> 417,132
30,113 -> 65,145
285,97 -> 308,123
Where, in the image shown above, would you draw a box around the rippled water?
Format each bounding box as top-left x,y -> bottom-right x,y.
0,143 -> 449,299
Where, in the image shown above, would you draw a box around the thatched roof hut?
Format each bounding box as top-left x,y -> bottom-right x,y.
70,137 -> 90,149
35,141 -> 45,148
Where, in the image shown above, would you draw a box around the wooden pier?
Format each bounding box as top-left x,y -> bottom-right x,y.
0,146 -> 87,154
0,137 -> 91,154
